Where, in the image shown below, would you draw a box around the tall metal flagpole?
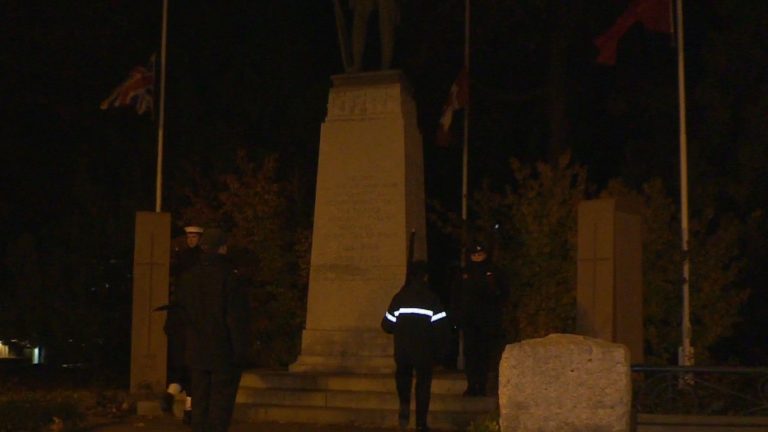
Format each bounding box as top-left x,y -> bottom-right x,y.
457,0 -> 471,372
155,0 -> 169,212
461,0 -> 470,261
675,0 -> 693,366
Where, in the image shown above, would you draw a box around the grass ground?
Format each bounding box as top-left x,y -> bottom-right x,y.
0,359 -> 132,431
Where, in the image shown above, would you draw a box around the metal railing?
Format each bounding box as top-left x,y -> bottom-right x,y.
632,365 -> 768,416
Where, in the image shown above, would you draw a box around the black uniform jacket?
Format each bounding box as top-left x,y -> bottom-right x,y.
381,280 -> 450,366
455,261 -> 508,329
163,246 -> 202,367
175,252 -> 251,370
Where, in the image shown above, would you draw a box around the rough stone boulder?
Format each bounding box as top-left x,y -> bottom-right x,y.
498,333 -> 631,432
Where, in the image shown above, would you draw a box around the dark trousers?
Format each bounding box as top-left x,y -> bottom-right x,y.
395,360 -> 433,429
167,362 -> 190,395
463,326 -> 496,394
167,332 -> 189,393
189,367 -> 242,432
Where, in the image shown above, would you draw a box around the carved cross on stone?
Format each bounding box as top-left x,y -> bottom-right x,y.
130,212 -> 171,394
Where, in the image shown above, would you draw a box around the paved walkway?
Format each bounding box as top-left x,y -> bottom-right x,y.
89,415 -> 424,431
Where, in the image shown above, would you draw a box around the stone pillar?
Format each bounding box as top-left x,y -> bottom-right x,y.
576,198 -> 643,363
291,71 -> 427,373
130,211 -> 170,393
499,334 -> 631,432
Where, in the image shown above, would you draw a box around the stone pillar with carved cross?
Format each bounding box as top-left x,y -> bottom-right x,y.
576,198 -> 644,364
130,211 -> 171,393
291,71 -> 427,373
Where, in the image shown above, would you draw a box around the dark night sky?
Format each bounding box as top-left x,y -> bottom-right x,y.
1,1 -> 635,234
1,1 -> 683,226
2,0 -> 765,250
2,1 -> 767,361
2,2 -> 339,240
1,0 -> 689,261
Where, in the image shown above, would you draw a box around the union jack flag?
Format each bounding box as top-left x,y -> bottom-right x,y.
100,55 -> 155,115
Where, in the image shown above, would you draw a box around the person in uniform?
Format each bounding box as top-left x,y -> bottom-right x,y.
454,243 -> 508,396
382,261 -> 449,432
162,225 -> 205,423
175,229 -> 251,432
175,225 -> 204,273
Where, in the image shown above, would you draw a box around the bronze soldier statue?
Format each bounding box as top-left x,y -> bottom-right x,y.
334,0 -> 399,72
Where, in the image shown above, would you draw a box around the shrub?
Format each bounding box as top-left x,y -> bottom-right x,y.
434,154 -> 749,363
466,411 -> 500,432
179,152 -> 311,367
433,153 -> 587,340
601,179 -> 749,363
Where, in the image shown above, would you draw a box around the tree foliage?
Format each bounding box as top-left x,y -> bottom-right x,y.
178,151 -> 311,367
471,153 -> 587,340
601,180 -> 749,363
433,154 -> 749,364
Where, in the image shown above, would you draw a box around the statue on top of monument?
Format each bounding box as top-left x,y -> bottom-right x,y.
333,0 -> 400,73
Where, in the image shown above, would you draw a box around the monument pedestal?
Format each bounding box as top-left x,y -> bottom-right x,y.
291,71 -> 427,373
233,72 -> 492,430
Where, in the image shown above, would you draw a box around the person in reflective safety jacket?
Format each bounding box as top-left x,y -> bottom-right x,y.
381,261 -> 449,432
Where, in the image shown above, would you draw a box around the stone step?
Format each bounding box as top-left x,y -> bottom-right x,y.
240,369 -> 468,395
234,403 -> 490,430
235,369 -> 496,430
236,387 -> 497,412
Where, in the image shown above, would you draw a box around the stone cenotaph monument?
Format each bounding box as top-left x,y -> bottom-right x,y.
235,11 -> 496,429
290,70 -> 427,373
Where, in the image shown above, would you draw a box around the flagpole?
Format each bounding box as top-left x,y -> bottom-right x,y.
155,0 -> 169,213
460,0 -> 470,264
675,0 -> 693,366
455,0 -> 471,373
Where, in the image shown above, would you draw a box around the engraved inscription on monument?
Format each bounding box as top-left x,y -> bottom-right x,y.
291,72 -> 426,372
327,87 -> 400,119
314,174 -> 400,280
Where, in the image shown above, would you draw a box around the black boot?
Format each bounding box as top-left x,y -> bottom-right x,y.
398,404 -> 409,431
182,410 -> 192,426
463,383 -> 479,397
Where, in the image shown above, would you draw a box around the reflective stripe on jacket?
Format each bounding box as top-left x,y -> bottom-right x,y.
381,280 -> 449,365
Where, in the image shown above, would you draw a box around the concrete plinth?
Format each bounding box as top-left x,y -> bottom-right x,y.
291,71 -> 427,373
577,198 -> 644,363
130,211 -> 170,393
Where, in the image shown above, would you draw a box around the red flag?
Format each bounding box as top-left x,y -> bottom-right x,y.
100,55 -> 155,115
594,0 -> 672,65
436,67 -> 469,147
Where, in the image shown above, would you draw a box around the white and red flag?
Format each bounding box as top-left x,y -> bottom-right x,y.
436,67 -> 469,147
100,55 -> 155,115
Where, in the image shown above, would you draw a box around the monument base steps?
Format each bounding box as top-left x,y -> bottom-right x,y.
135,399 -> 164,417
289,355 -> 394,374
234,369 -> 497,430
